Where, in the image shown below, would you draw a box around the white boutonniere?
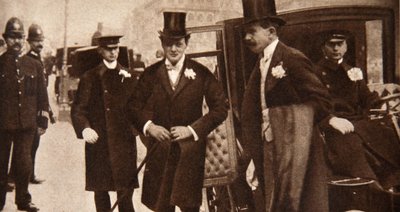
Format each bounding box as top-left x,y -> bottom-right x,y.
118,69 -> 131,82
184,68 -> 196,80
271,61 -> 286,79
347,67 -> 363,81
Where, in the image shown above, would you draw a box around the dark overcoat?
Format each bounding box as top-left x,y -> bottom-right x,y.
0,51 -> 49,130
315,59 -> 400,188
71,62 -> 138,191
127,58 -> 227,209
241,41 -> 332,211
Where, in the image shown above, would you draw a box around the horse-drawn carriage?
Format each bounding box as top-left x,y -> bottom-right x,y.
185,0 -> 400,211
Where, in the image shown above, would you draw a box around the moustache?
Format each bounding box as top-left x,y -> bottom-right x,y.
12,43 -> 22,49
37,44 -> 43,49
243,40 -> 256,46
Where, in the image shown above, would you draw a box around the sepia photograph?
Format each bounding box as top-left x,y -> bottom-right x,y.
0,0 -> 399,211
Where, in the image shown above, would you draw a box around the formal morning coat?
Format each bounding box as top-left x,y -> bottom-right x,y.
315,58 -> 400,188
0,51 -> 49,130
71,62 -> 138,191
241,41 -> 332,211
127,57 -> 227,209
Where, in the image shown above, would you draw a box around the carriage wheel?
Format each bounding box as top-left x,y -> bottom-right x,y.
206,186 -> 235,212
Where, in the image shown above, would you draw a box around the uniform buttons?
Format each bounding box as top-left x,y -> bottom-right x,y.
326,84 -> 330,89
18,80 -> 21,83
18,103 -> 22,107
104,90 -> 108,93
18,91 -> 22,95
106,108 -> 110,111
322,72 -> 327,76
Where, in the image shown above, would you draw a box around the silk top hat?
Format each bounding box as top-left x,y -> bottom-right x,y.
319,29 -> 350,43
242,0 -> 285,27
97,35 -> 123,48
3,17 -> 25,38
158,12 -> 189,39
27,24 -> 45,41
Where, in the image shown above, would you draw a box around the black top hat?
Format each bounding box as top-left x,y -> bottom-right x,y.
242,0 -> 285,27
27,24 -> 45,41
3,17 -> 25,38
158,12 -> 189,39
319,29 -> 351,43
97,35 -> 123,48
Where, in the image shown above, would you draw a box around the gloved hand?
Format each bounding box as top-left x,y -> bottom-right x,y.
37,127 -> 46,136
329,117 -> 354,134
170,126 -> 193,142
82,128 -> 99,144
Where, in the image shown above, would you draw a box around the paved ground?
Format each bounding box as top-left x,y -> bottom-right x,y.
3,75 -> 153,212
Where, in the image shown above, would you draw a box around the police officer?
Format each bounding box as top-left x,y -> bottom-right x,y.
0,17 -> 49,212
25,23 -> 56,184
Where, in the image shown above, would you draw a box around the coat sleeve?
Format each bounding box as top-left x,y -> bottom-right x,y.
36,62 -> 50,129
126,69 -> 155,132
287,53 -> 332,123
71,73 -> 92,139
190,71 -> 228,139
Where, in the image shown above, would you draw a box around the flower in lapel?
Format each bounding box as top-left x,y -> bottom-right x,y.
347,67 -> 363,81
118,69 -> 131,82
271,61 -> 286,79
184,68 -> 196,80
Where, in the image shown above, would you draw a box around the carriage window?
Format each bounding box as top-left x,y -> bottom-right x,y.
366,20 -> 383,84
279,7 -> 395,83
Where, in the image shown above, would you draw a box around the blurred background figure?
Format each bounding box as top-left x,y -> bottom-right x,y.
132,53 -> 145,72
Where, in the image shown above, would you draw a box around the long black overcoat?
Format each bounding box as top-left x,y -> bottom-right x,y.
71,62 -> 138,191
315,59 -> 400,188
127,58 -> 227,210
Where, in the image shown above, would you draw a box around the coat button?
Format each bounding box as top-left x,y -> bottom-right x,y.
18,80 -> 21,83
322,71 -> 327,76
18,103 -> 21,107
106,108 -> 110,111
18,91 -> 22,95
326,84 -> 330,88
104,90 -> 108,93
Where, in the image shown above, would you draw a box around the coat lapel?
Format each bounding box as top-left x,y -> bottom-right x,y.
265,42 -> 285,93
171,59 -> 191,100
156,61 -> 174,97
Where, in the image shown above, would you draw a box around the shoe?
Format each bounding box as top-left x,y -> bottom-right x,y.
30,178 -> 45,184
17,203 -> 39,212
6,183 -> 14,192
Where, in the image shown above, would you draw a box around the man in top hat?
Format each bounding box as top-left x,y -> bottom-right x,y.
71,35 -> 138,212
127,11 -> 227,212
315,30 -> 400,191
0,17 -> 49,212
240,1 -> 332,211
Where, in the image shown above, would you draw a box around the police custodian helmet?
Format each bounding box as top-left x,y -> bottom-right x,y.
3,17 -> 25,38
27,24 -> 45,42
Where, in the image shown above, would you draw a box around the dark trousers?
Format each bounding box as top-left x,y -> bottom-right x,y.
94,190 -> 134,212
0,129 -> 35,207
31,131 -> 40,180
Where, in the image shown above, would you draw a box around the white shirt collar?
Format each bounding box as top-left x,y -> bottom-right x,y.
338,58 -> 343,64
262,39 -> 279,61
165,54 -> 185,71
103,59 -> 117,69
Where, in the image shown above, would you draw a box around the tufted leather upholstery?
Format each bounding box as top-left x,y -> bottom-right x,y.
202,100 -> 238,187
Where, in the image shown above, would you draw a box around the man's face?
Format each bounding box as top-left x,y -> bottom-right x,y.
4,34 -> 25,54
161,37 -> 187,65
99,46 -> 119,62
322,40 -> 347,62
243,22 -> 274,54
29,40 -> 44,54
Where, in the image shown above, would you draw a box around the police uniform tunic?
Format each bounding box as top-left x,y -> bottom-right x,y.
0,51 -> 49,206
